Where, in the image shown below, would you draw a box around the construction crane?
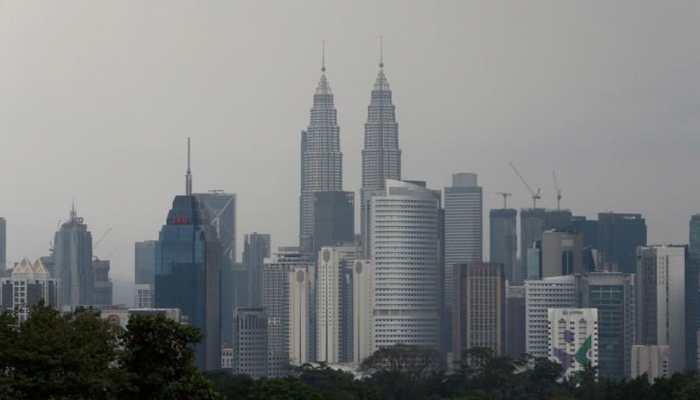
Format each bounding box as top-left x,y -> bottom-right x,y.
553,170 -> 562,210
495,192 -> 512,209
509,162 -> 542,209
94,227 -> 113,250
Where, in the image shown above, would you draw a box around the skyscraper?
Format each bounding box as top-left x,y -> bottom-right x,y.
154,139 -> 221,370
312,192 -> 354,257
444,173 -> 483,333
299,51 -> 343,255
519,209 -> 573,282
352,259 -> 375,364
0,218 -> 6,273
505,284 -> 526,358
232,307 -> 268,378
370,180 -> 440,350
540,230 -> 584,278
54,205 -> 94,308
92,258 -> 113,306
490,208 -> 517,282
195,192 -> 237,264
690,215 -> 700,257
134,240 -> 157,308
360,50 -> 401,255
580,272 -> 636,379
636,245 -> 686,372
452,262 -> 506,357
598,212 -> 647,273
525,275 -> 578,358
243,233 -> 271,307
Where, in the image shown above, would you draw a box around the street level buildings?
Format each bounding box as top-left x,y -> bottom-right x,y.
0,258 -> 59,321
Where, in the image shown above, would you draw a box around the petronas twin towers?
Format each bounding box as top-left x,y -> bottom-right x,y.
299,47 -> 401,254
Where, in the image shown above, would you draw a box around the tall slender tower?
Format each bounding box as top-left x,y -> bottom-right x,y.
299,44 -> 343,255
361,40 -> 401,255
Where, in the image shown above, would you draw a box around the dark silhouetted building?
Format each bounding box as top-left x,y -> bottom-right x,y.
312,191 -> 354,257
54,206 -> 94,308
243,233 -> 271,307
505,284 -> 526,358
490,208 -> 517,282
598,213 -> 646,273
92,258 -> 113,306
233,307 -> 268,378
0,218 -> 5,273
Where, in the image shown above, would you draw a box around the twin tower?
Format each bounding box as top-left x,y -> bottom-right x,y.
299,45 -> 401,255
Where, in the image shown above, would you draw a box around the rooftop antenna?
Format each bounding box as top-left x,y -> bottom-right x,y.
321,40 -> 326,73
379,35 -> 384,68
186,137 -> 192,196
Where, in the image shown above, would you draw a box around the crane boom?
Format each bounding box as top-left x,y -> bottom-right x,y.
94,227 -> 113,250
509,162 -> 542,208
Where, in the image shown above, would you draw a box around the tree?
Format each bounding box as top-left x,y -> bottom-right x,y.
119,314 -> 220,400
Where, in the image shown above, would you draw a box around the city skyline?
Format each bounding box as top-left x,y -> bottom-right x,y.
2,1 -> 700,305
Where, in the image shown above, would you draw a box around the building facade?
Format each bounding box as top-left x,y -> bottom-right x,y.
636,245 -> 686,373
598,213 -> 647,274
312,192 -> 354,258
54,206 -> 94,307
92,258 -> 113,306
0,218 -> 5,273
631,345 -> 671,383
194,192 -> 237,264
232,307 -> 268,378
134,283 -> 153,308
525,275 -> 578,358
490,208 -> 517,282
243,233 -> 271,308
541,230 -> 584,278
299,62 -> 343,255
352,259 -> 376,364
452,262 -> 506,357
444,173 -> 483,333
370,180 -> 440,351
547,308 -> 598,378
0,258 -> 59,321
360,60 -> 401,256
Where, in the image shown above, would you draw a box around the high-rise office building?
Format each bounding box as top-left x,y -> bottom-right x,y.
316,245 -> 357,363
490,208 -> 517,282
360,54 -> 401,256
195,192 -> 236,264
572,215 -> 599,250
631,345 -> 671,382
541,230 -> 584,278
580,272 -> 635,379
0,218 -> 6,273
547,308 -> 598,378
54,205 -> 94,308
636,245 -> 686,372
691,215 -> 700,257
134,284 -> 153,308
370,180 -> 440,350
92,258 -> 113,306
154,140 -> 222,370
134,240 -> 157,285
519,209 -> 573,282
452,262 -> 506,357
0,258 -> 59,322
312,191 -> 354,257
444,173 -> 483,331
525,275 -> 578,358
598,213 -> 646,273
352,259 -> 375,364
262,247 -> 314,377
232,307 -> 268,378
243,233 -> 271,308
299,55 -> 343,255
505,284 -> 526,358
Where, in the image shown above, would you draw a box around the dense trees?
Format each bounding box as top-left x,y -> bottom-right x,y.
3,308 -> 700,399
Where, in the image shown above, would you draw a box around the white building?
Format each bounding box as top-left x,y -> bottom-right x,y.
444,173 -> 483,314
0,258 -> 60,322
636,245 -> 686,372
525,275 -> 578,358
370,180 -> 441,350
134,284 -> 153,308
352,259 -> 375,363
289,264 -> 315,366
221,345 -> 233,370
631,345 -> 671,383
100,307 -> 182,328
547,308 -> 598,377
316,245 -> 357,363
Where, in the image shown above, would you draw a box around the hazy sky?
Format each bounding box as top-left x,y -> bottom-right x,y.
1,1 -> 699,304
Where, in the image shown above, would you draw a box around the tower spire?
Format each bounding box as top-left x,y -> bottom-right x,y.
321,40 -> 326,73
379,35 -> 384,69
186,137 -> 192,196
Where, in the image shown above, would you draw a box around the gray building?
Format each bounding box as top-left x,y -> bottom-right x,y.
92,258 -> 113,306
195,192 -> 237,264
299,59 -> 343,255
452,262 -> 506,357
134,240 -> 157,285
54,206 -> 94,307
519,209 -> 573,282
243,233 -> 271,308
312,191 -> 354,258
541,230 -> 584,278
505,284 -> 526,358
490,208 -> 517,282
579,272 -> 635,379
598,213 -> 646,274
360,57 -> 402,256
444,173 -> 483,325
1,258 -> 60,322
233,307 -> 268,378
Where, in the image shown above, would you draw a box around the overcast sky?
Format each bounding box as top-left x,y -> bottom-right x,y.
1,1 -> 699,304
